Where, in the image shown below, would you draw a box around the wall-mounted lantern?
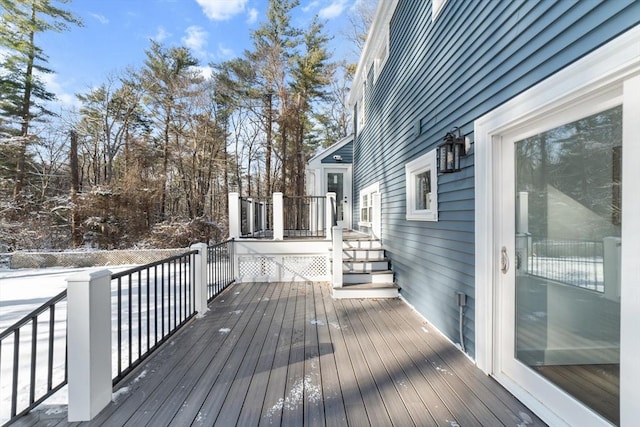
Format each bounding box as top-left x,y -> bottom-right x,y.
438,127 -> 466,173
333,155 -> 343,161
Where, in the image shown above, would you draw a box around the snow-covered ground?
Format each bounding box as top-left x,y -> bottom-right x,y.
1,267 -> 81,423
0,258 -> 231,425
0,256 -> 228,425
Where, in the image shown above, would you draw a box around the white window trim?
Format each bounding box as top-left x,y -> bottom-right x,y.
358,182 -> 379,227
473,25 -> 640,427
432,0 -> 447,21
374,26 -> 390,83
405,149 -> 438,221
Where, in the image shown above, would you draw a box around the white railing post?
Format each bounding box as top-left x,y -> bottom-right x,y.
247,198 -> 255,236
260,202 -> 267,232
273,192 -> 284,240
326,192 -> 336,241
310,197 -> 318,235
332,226 -> 343,288
191,243 -> 209,316
66,269 -> 112,422
228,192 -> 240,238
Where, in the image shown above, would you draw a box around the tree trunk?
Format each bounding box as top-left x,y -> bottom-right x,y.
14,5 -> 37,202
160,109 -> 170,221
265,92 -> 272,195
70,130 -> 81,247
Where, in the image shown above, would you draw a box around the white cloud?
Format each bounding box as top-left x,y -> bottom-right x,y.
217,43 -> 235,59
193,65 -> 214,80
246,7 -> 258,25
39,72 -> 81,110
302,1 -> 320,13
182,26 -> 208,57
196,0 -> 248,21
89,13 -> 109,24
152,26 -> 171,42
319,0 -> 348,19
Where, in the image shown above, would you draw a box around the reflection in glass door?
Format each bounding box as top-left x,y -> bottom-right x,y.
327,172 -> 344,221
513,106 -> 622,424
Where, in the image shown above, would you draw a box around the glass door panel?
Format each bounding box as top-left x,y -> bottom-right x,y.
513,106 -> 622,424
327,172 -> 344,221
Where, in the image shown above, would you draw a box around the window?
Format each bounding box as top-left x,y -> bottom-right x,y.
374,26 -> 390,83
405,149 -> 438,221
359,182 -> 379,226
358,74 -> 367,129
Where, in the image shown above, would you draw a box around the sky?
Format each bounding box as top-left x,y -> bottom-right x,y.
35,0 -> 362,112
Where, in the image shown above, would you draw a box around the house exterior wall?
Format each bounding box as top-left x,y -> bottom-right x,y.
351,0 -> 640,357
320,140 -> 353,164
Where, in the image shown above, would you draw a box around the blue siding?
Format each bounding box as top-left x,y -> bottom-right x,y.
320,140 -> 353,164
353,0 -> 640,357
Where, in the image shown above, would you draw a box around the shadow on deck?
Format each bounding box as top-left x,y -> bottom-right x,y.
18,281 -> 545,426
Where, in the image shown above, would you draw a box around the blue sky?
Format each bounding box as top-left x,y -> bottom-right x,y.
36,0 -> 361,111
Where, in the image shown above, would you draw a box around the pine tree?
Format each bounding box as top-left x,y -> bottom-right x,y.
0,0 -> 81,202
137,41 -> 199,220
291,16 -> 331,196
249,0 -> 300,194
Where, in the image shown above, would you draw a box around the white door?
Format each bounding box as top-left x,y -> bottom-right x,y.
325,167 -> 352,229
495,91 -> 632,426
475,30 -> 640,427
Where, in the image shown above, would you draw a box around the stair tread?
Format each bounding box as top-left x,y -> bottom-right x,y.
343,270 -> 393,275
339,282 -> 398,289
343,258 -> 389,262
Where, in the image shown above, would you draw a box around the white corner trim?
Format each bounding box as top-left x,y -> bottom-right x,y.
432,0 -> 448,21
348,0 -> 400,107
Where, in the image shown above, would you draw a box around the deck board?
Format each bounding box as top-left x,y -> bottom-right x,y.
166,282 -> 276,426
312,283 -> 348,427
381,298 -> 540,426
318,281 -> 369,427
341,298 -> 416,426
259,283 -> 297,426
23,281 -> 545,427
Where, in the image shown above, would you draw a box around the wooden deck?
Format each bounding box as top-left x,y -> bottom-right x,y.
19,281 -> 545,426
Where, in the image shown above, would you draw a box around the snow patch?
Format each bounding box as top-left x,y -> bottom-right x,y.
219,328 -> 231,333
517,411 -> 533,426
112,387 -> 130,402
133,370 -> 147,383
44,406 -> 67,416
329,322 -> 341,330
310,319 -> 325,326
432,363 -> 453,376
421,326 -> 429,333
266,375 -> 322,418
230,310 -> 243,315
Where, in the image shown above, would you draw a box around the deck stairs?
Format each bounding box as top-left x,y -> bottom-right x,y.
332,233 -> 400,299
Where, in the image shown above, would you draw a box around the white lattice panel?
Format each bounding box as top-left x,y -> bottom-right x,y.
282,256 -> 328,280
238,256 -> 276,280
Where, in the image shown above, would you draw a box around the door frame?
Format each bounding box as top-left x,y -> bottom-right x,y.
474,25 -> 640,426
323,165 -> 352,229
